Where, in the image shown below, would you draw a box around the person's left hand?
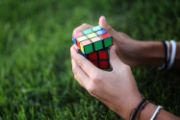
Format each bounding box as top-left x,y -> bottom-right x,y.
72,16 -> 145,68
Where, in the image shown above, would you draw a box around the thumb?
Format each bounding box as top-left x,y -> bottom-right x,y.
98,16 -> 114,34
110,46 -> 124,70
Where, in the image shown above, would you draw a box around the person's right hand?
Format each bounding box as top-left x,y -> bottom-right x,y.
70,45 -> 142,119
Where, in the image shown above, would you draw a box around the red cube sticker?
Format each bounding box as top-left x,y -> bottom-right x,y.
99,51 -> 109,60
87,52 -> 98,61
99,61 -> 109,69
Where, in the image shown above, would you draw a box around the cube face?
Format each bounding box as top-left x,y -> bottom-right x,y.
87,49 -> 110,69
73,25 -> 113,70
73,26 -> 113,55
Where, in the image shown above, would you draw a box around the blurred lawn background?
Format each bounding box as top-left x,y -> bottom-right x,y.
0,0 -> 179,119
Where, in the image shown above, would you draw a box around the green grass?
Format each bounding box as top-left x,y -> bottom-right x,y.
0,0 -> 179,119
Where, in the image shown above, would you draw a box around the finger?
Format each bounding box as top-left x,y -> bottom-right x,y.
73,23 -> 93,37
70,45 -> 99,77
110,46 -> 124,70
71,58 -> 89,88
98,16 -> 116,35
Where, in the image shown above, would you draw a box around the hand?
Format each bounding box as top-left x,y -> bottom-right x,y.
73,16 -> 144,67
70,45 -> 142,119
98,16 -> 143,67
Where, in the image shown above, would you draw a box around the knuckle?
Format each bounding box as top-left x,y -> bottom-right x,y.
78,58 -> 86,67
78,59 -> 84,67
81,23 -> 88,26
91,73 -> 98,80
73,23 -> 91,35
107,25 -> 112,31
91,73 -> 101,83
118,32 -> 123,34
118,32 -> 128,37
80,23 -> 88,28
118,32 -> 125,36
105,27 -> 112,33
87,83 -> 97,94
81,23 -> 92,29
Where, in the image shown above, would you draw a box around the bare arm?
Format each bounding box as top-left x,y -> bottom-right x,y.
140,103 -> 180,120
138,41 -> 180,68
71,16 -> 180,120
96,16 -> 180,68
70,44 -> 180,120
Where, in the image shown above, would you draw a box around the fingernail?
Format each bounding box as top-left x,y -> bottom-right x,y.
102,16 -> 106,21
101,16 -> 106,24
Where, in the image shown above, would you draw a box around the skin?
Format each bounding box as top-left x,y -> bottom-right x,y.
70,16 -> 180,120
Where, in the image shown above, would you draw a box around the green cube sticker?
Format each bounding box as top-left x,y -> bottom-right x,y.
83,29 -> 93,35
94,41 -> 103,51
84,44 -> 93,54
104,37 -> 113,47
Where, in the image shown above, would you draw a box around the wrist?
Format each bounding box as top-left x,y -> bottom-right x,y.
138,41 -> 164,67
116,92 -> 143,120
139,102 -> 157,120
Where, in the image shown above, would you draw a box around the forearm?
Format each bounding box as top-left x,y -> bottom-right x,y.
140,103 -> 180,120
138,41 -> 180,68
175,43 -> 180,67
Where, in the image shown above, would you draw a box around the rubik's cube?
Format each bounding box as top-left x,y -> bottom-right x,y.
73,26 -> 113,69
